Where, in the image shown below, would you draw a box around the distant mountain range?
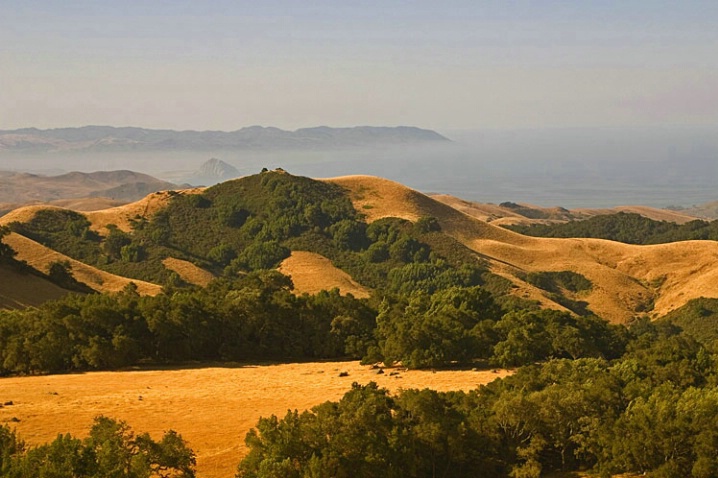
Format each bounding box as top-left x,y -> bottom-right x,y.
0,125 -> 449,154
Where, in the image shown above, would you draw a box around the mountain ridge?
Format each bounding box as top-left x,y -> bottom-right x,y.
0,125 -> 449,154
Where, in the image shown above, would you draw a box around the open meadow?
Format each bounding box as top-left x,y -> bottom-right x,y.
0,361 -> 510,478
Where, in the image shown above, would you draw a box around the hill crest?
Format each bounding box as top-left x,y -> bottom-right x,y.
4,172 -> 718,323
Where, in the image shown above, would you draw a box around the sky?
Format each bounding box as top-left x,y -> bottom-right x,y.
2,0 -> 718,132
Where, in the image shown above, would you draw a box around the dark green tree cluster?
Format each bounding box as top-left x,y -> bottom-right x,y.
524,270 -> 592,294
522,270 -> 594,315
659,297 -> 718,346
237,382 -> 503,478
46,260 -> 94,293
0,271 -> 375,375
310,215 -> 490,294
9,209 -> 102,263
506,212 -> 718,245
238,321 -> 718,478
0,416 -> 195,477
374,286 -> 501,368
373,288 -> 625,369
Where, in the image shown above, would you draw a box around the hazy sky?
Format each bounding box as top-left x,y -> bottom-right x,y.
2,1 -> 717,132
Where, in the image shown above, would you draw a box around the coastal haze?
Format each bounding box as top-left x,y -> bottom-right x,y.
2,125 -> 718,209
3,2 -> 718,209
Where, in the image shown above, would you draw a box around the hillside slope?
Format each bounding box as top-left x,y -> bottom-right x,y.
432,194 -> 700,226
4,172 -> 718,322
328,175 -> 718,323
0,170 -> 179,211
84,188 -> 204,233
1,232 -> 162,296
0,263 -> 71,308
279,251 -> 370,298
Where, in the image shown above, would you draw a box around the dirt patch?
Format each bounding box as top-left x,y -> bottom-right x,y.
163,257 -> 215,287
0,362 -> 510,478
278,251 -> 370,298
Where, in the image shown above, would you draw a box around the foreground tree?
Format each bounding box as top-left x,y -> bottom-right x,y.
0,416 -> 195,478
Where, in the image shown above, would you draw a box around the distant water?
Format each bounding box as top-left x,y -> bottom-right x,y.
4,126 -> 717,209
269,127 -> 718,209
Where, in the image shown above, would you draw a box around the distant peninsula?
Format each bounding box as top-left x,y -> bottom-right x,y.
0,125 -> 449,154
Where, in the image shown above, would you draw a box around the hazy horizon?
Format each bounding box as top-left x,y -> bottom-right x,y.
3,125 -> 718,209
2,1 -> 717,208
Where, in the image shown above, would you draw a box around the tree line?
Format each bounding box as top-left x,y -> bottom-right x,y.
0,270 -> 627,375
236,320 -> 718,478
2,319 -> 716,478
505,212 -> 718,245
0,416 -> 195,477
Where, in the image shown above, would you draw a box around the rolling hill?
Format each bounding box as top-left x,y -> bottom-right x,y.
0,169 -> 181,215
326,175 -> 718,322
431,194 -> 701,226
2,170 -> 718,323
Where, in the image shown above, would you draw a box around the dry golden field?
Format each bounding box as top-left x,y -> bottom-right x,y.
0,361 -> 509,478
